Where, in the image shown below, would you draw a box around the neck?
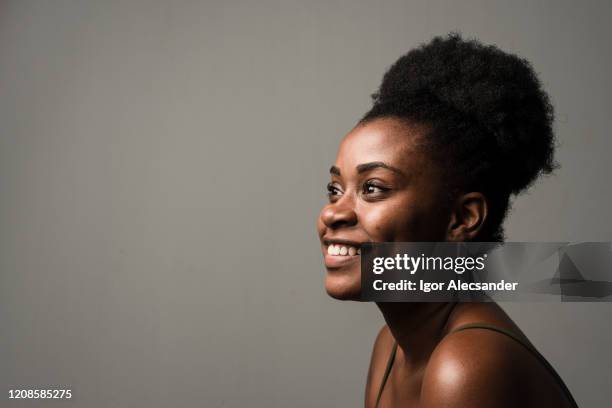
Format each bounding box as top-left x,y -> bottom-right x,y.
376,302 -> 456,366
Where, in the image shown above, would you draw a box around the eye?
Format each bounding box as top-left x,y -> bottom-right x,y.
362,180 -> 389,195
326,182 -> 343,199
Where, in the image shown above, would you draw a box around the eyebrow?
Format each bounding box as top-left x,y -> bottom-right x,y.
328,162 -> 405,177
356,161 -> 405,176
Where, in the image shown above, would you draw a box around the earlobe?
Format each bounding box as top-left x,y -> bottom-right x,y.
445,192 -> 488,241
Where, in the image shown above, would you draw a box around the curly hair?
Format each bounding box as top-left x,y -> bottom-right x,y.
361,33 -> 556,242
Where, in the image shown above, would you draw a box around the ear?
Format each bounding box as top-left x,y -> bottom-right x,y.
445,192 -> 488,241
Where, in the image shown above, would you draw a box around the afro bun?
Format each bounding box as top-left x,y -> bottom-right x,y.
361,33 -> 556,241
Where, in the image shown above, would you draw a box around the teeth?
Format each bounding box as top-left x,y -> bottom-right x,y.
326,244 -> 360,256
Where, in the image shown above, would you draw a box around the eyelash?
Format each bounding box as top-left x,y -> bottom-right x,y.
326,181 -> 389,200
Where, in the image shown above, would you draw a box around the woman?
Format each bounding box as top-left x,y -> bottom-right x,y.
317,34 -> 578,407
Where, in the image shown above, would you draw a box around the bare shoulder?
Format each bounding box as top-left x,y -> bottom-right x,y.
420,327 -> 525,408
365,325 -> 395,407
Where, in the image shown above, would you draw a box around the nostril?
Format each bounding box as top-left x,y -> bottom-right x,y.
331,220 -> 349,229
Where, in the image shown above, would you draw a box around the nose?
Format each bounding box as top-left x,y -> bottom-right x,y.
320,199 -> 358,230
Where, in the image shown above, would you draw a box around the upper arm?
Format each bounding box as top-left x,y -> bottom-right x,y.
420,331 -> 523,408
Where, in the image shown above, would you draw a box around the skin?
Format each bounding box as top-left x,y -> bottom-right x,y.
317,117 -> 575,408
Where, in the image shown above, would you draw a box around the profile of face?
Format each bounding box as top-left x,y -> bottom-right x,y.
317,117 -> 487,300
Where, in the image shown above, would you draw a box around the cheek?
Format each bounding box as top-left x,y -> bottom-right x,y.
358,201 -> 418,241
359,196 -> 447,242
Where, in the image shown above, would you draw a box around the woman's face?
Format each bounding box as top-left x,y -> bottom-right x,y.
317,117 -> 453,300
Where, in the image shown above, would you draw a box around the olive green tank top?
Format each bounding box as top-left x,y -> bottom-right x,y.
374,323 -> 579,408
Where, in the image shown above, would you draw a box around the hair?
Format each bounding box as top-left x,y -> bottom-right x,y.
360,33 -> 556,242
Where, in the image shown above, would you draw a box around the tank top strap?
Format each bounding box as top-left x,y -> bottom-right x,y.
450,322 -> 535,349
374,341 -> 398,408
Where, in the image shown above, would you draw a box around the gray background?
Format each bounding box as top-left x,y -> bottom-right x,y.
1,0 -> 611,407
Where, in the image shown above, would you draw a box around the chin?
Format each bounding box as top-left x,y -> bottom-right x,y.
325,271 -> 362,300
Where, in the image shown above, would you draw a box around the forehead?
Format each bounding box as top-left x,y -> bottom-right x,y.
335,117 -> 430,174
